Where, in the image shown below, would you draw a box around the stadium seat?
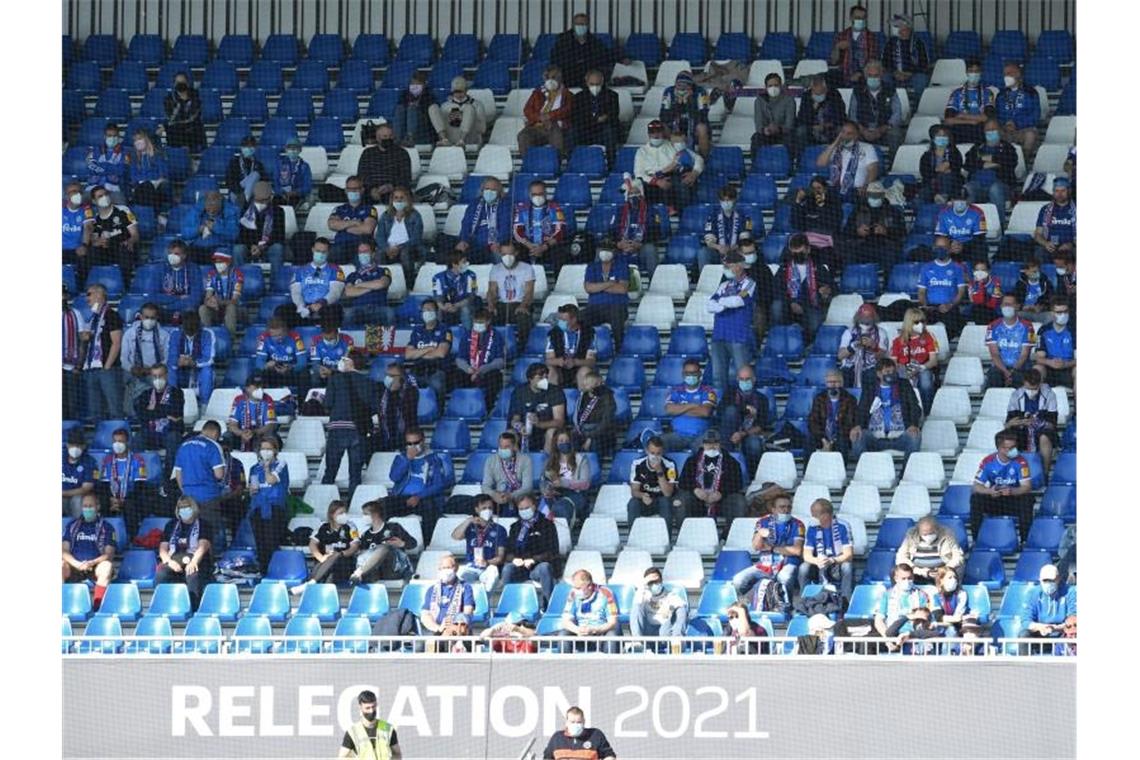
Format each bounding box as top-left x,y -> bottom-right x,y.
170,34 -> 208,66
262,33 -> 300,66
231,89 -> 269,122
1013,550 -> 1054,584
675,518 -> 720,557
346,584 -> 390,622
887,483 -> 932,520
696,581 -> 738,620
79,614 -> 124,654
99,583 -> 142,622
63,584 -> 92,623
247,581 -> 291,622
943,356 -> 985,393
873,517 -> 914,551
353,34 -> 390,65
82,33 -> 120,65
861,549 -> 896,583
838,483 -> 882,523
975,516 -> 1021,556
802,452 -> 846,491
626,517 -> 670,556
148,583 -> 192,623
758,32 -> 796,65
1025,516 -> 1066,553
184,614 -> 224,654
233,614 -> 274,654
576,517 -> 621,555
296,583 -> 341,623
110,61 -> 147,95
485,33 -> 522,64
561,550 -> 606,585
851,452 -> 896,490
442,388 -> 487,421
846,584 -> 887,619
668,33 -> 707,64
634,294 -> 676,331
791,484 -> 830,519
755,451 -> 796,489
943,31 -> 981,60
307,33 -> 345,65
901,452 -> 947,490
1052,453 -> 1076,485
396,34 -> 435,65
990,30 -> 1027,62
763,325 -> 806,360
249,59 -> 285,94
330,615 -> 372,654
198,583 -> 241,622
1039,485 -> 1076,523
117,549 -> 157,589
567,145 -> 607,179
264,551 -> 308,587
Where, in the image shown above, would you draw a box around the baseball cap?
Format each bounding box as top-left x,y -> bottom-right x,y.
702,429 -> 721,443
808,614 -> 835,631
451,76 -> 468,92
1039,564 -> 1060,582
866,180 -> 886,195
647,119 -> 665,133
212,250 -> 233,262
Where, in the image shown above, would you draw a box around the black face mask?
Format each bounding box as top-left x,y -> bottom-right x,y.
380,138 -> 394,149
827,388 -> 841,398
175,82 -> 190,93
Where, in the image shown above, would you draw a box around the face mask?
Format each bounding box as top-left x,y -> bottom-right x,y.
380,138 -> 395,149
479,509 -> 494,522
439,568 -> 456,583
501,254 -> 516,268
518,507 -> 535,520
1003,75 -> 1017,88
973,269 -> 989,281
1026,272 -> 1040,283
346,191 -> 362,203
482,189 -> 499,204
738,380 -> 754,392
1055,267 -> 1068,277
250,388 -> 264,401
1041,581 -> 1058,595
567,722 -> 585,738
383,375 -> 396,389
933,136 -> 950,148
285,149 -> 301,160
920,532 -> 937,544
105,136 -> 120,148
881,372 -> 897,384
588,85 -> 602,96
934,249 -> 950,263
96,195 -> 112,209
1025,388 -> 1039,399
69,192 -> 83,206
178,507 -> 195,522
953,201 -> 969,214
648,582 -> 663,596
360,711 -> 377,724
133,139 -> 147,151
68,446 -> 83,459
557,319 -> 570,332
241,147 -> 255,158
911,320 -> 928,335
557,442 -> 572,454
312,251 -> 328,266
259,448 -> 275,462
349,252 -> 371,268
140,316 -> 158,330
867,197 -> 883,208
392,201 -> 407,212
574,24 -> 588,37
253,201 -> 267,212
472,322 -> 488,334
775,512 -> 792,523
111,441 -> 127,455
176,81 -> 190,92
545,79 -> 559,92
672,141 -> 687,151
409,84 -> 424,96
766,86 -> 781,98
1001,306 -> 1017,319
1005,447 -> 1020,459
942,578 -> 959,593
720,200 -> 735,213
209,259 -> 230,274
422,310 -> 437,324
1054,313 -> 1070,326
531,195 -> 546,207
793,250 -> 807,262
828,388 -> 841,398
648,137 -> 664,147
743,253 -> 757,265
985,130 -> 1000,144
536,377 -> 550,391
865,77 -> 881,90
812,93 -> 826,104
167,253 -> 184,267
647,453 -> 661,465
498,447 -> 514,460
598,250 -> 613,263
966,72 -> 982,85
74,506 -> 98,524
337,357 -> 352,373
852,19 -> 866,31
684,374 -> 700,387
153,377 -> 167,391
334,512 -> 350,526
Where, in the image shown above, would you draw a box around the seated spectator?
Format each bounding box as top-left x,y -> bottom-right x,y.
225,135 -> 266,205
995,62 -> 1040,162
164,71 -> 205,151
935,188 -> 988,263
919,124 -> 965,204
985,294 -> 1036,389
733,489 -> 804,600
964,118 -> 1019,212
343,239 -> 395,327
121,301 -> 170,413
197,250 -> 244,334
850,357 -> 923,461
662,357 -> 718,452
814,120 -> 880,204
166,309 -> 216,404
374,362 -> 418,453
62,429 -> 97,518
830,4 -> 878,87
420,555 -> 475,638
376,187 -> 422,284
739,234 -> 774,341
882,13 -> 930,98
518,64 -> 573,158
874,563 -> 935,650
1012,258 -> 1054,324
771,234 -> 834,343
791,175 -> 844,267
359,121 -> 412,206
62,182 -> 94,277
456,177 -> 512,265
1032,178 -> 1076,262
309,312 -> 354,388
272,137 -> 313,209
226,374 -> 277,452
540,430 -> 592,527
896,515 -> 965,587
182,191 -> 239,266
930,566 -> 976,637
808,370 -> 859,461
677,429 -> 747,530
630,566 -> 689,640
545,303 -> 596,387
483,431 -> 534,514
849,60 -> 903,152
570,69 -> 618,163
430,76 -> 486,149
157,240 -> 204,318
799,498 -> 855,600
62,494 -> 117,611
1006,369 -> 1059,472
751,73 -> 797,152
839,180 -> 904,268
135,365 -> 184,477
290,501 -> 360,594
94,427 -> 154,537
550,12 -> 615,87
216,438 -> 248,540
1026,564 -> 1078,641
917,237 -> 967,338
838,303 -> 890,389
660,70 -> 711,158
233,181 -> 286,277
89,185 -> 140,278
348,500 -> 416,583
404,298 -> 451,402
485,243 -> 536,350
79,283 -> 125,422
724,601 -> 769,653
290,237 -> 345,325
943,59 -> 995,146
452,308 -> 505,413
698,185 -> 755,270
253,316 -> 307,392
581,240 -> 631,351
890,306 -> 940,412
85,122 -> 128,205
452,495 -> 507,594
327,175 -> 379,266
393,72 -> 435,147
125,129 -> 172,213
966,256 -> 1002,325
378,427 -> 447,540
970,430 -> 1034,542
513,180 -> 570,270
792,76 -> 845,161
433,250 -> 480,331
719,365 -> 768,477
155,496 -> 214,609
570,368 -> 616,459
500,494 -> 558,607
633,119 -> 702,213
626,435 -> 679,532
562,569 -> 621,650
1035,298 -> 1075,389
509,363 -> 567,453
246,436 -> 289,575
799,612 -> 837,655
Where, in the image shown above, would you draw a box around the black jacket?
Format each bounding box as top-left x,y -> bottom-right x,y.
570,87 -> 619,135
504,517 -> 559,564
324,370 -> 376,429
550,31 -> 614,88
854,378 -> 923,433
679,452 -> 744,494
225,156 -> 266,198
792,190 -> 844,235
843,201 -> 905,241
547,323 -> 594,360
919,146 -> 964,185
964,141 -> 1019,187
358,144 -> 412,204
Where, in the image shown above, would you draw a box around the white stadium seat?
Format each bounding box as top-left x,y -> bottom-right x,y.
427,145 -> 468,182
562,550 -> 606,584
300,146 -> 329,182
1045,116 -> 1076,145
951,450 -> 990,485
473,145 -> 513,181
609,548 -> 653,586
839,516 -> 869,557
904,115 -> 942,145
977,203 -> 1003,240
956,324 -> 990,359
626,517 -> 671,556
943,356 -> 985,393
662,548 -> 706,589
917,86 -> 956,117
414,204 -> 437,243
442,205 -> 467,237
205,388 -> 242,419
648,264 -> 692,301
554,518 -> 572,556
303,202 -> 339,238
489,117 -> 524,150
301,484 -> 340,516
412,263 -> 446,295
182,391 -> 199,425
838,483 -> 882,523
654,61 -> 691,88
901,452 -> 947,490
920,419 -> 960,457
695,264 -> 725,295
718,115 -> 755,148
541,294 -> 578,320
792,483 -> 830,518
386,266 -> 408,301
825,294 -> 865,325
852,451 -> 896,490
792,59 -> 828,79
635,294 -> 677,331
675,518 -> 720,557
930,58 -> 967,86
1055,387 -> 1072,426
803,452 -> 847,490
978,387 -> 1016,419
503,89 -> 530,117
414,550 -> 452,581
576,517 -> 621,555
405,147 -> 422,181
638,88 -> 665,118
746,60 -> 784,86
278,451 -> 310,489
348,484 -> 389,516
1007,201 -> 1049,238
679,293 -> 713,329
1032,143 -> 1071,175
928,387 -> 973,425
890,144 -> 926,176
611,61 -> 648,97
928,322 -> 951,362
755,451 -> 797,489
594,484 -> 634,525
468,89 -> 497,128
724,517 -> 758,551
889,483 -> 933,519
553,265 -> 589,298
388,516 -> 423,556
626,116 -> 654,145
362,451 -> 399,486
427,516 -> 468,554
967,417 -> 1007,452
284,417 -> 326,457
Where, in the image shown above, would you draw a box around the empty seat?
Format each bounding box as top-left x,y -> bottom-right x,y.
802,452 -> 846,490
888,483 -> 932,519
561,550 -> 606,584
951,450 -> 990,485
975,516 -> 1021,555
791,483 -> 830,518
198,583 -> 241,622
296,583 -> 342,622
148,583 -> 192,622
852,452 -> 897,489
873,517 -> 914,551
675,518 -> 720,557
626,517 -> 670,555
755,451 -> 796,489
901,452 -> 947,490
576,517 -> 621,555
663,548 -> 706,589
838,483 -> 882,523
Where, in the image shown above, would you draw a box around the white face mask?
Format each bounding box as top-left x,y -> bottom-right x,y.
1003,75 -> 1017,88
214,262 -> 229,273
913,322 -> 925,334
518,508 -> 535,521
867,197 -> 883,208
334,512 -> 350,526
259,448 -> 275,462
648,137 -> 664,147
111,441 -> 127,455
743,253 -> 757,265
588,85 -> 602,96
141,318 -> 157,330
479,509 -> 494,522
472,322 -> 488,334
766,86 -> 781,98
96,195 -> 112,209
68,446 -> 83,459
358,252 -> 373,266
536,377 -> 550,391
250,388 -> 264,401
1001,306 -> 1017,319
152,377 -> 167,391
598,250 -> 614,263
167,254 -> 183,267
974,269 -> 989,281
531,195 -> 546,207
943,578 -> 959,592
1054,313 -> 1070,326
567,722 -> 584,738
69,192 -> 83,206
422,310 -> 438,324
253,201 -> 267,212
500,254 -> 516,268
545,78 -> 559,92
920,532 -> 937,544
439,569 -> 457,583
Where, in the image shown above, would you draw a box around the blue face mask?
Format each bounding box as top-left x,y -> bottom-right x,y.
865,77 -> 881,90
966,72 -> 982,85
346,191 -> 362,204
852,19 -> 866,31
933,136 -> 950,148
241,147 -> 255,158
953,200 -> 968,214
557,319 -> 570,332
720,201 -> 735,214
312,251 -> 328,266
1040,581 -> 1058,596
81,507 -> 97,521
684,374 -> 700,387
286,150 -> 301,160
482,189 -> 498,204
557,442 -> 572,454
775,512 -> 792,523
738,380 -> 754,392
985,130 -> 1001,144
497,447 -> 514,460
812,93 -> 826,104
574,24 -> 588,37
178,507 -> 195,521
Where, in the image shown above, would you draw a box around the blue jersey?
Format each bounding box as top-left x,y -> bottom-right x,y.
986,318 -> 1035,367
389,453 -> 447,498
564,585 -> 620,628
1027,586 -> 1077,626
255,331 -> 307,368
85,145 -> 128,190
805,521 -> 852,558
945,85 -> 995,116
248,458 -> 290,518
709,275 -> 757,344
293,263 -> 345,305
459,200 -> 512,249
173,435 -> 225,503
585,258 -> 631,307
63,452 -> 97,493
755,514 -> 807,569
667,384 -> 718,438
62,204 -> 93,249
408,323 -> 452,352
330,202 -> 378,246
1036,202 -> 1076,246
272,156 -> 313,197
228,395 -> 277,430
702,209 -> 753,246
995,86 -> 1040,131
918,261 -> 966,305
310,333 -> 355,369
432,269 -> 478,305
934,205 -> 987,242
422,581 -> 476,624
63,517 -> 115,562
974,452 -> 1031,489
463,521 -> 508,564
1039,325 -> 1075,361
97,453 -> 148,499
344,264 -> 391,307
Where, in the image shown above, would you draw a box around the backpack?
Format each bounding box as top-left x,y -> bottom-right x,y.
372,608 -> 418,637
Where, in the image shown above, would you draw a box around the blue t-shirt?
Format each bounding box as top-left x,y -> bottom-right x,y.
344,264 -> 391,307
1039,325 -> 1075,361
63,452 -> 97,493
97,453 -> 148,498
63,204 -> 93,249
986,318 -> 1035,367
408,324 -> 453,352
249,458 -> 290,518
564,585 -> 620,627
63,518 -> 115,562
805,521 -> 852,558
293,263 -> 345,305
1036,202 -> 1076,246
974,452 -> 1031,488
667,384 -> 718,438
173,435 -> 225,503
995,86 -> 1040,131
918,261 -> 966,305
421,581 -> 476,624
310,333 -> 355,369
710,275 -> 757,344
934,205 -> 987,242
463,521 -> 508,564
255,331 -> 307,368
585,258 -> 631,307
330,202 -> 378,246
432,269 -> 478,305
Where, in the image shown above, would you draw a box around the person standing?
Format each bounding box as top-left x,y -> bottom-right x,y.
80,283 -> 124,422
172,420 -> 227,544
543,707 -> 616,760
581,241 -> 631,352
706,252 -> 757,393
485,241 -> 536,350
322,353 -> 376,499
549,13 -> 615,88
246,436 -> 290,575
62,284 -> 88,421
338,690 -> 401,759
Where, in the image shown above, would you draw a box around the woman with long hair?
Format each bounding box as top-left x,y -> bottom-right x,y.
890,306 -> 940,412
540,429 -> 592,528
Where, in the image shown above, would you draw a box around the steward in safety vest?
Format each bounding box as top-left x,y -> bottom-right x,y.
339,690 -> 401,759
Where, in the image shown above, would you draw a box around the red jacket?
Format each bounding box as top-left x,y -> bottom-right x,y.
524,86 -> 573,129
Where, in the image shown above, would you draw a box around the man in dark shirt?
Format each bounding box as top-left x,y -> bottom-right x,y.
322,351 -> 376,498
88,186 -> 140,279
225,135 -> 266,204
135,364 -> 184,480
543,707 -> 616,760
500,494 -> 559,607
719,365 -> 769,477
358,122 -> 412,206
234,181 -> 287,277
840,180 -> 905,268
328,175 -> 379,265
677,430 -> 746,532
374,362 -> 419,454
81,283 -> 124,422
626,435 -> 678,531
807,369 -> 859,460
349,500 -> 417,583
550,13 -> 615,88
570,69 -> 620,164
509,362 -> 567,453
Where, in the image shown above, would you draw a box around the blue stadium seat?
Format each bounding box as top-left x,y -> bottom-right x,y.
417,388 -> 440,425
261,116 -> 299,148
1026,516 -> 1065,553
261,34 -> 300,66
296,583 -> 341,622
611,387 -> 632,424
307,33 -> 344,65
304,116 -> 345,152
85,266 -> 125,298
441,33 -> 479,66
679,203 -> 712,234
110,61 -> 147,95
217,34 -> 255,66
714,33 -> 752,61
805,31 -> 835,60
758,32 -> 797,65
638,387 -> 670,420
184,614 -> 224,653
519,59 -> 546,90
990,30 -> 1027,63
63,584 -> 92,623
938,515 -> 970,552
1039,485 -> 1076,523
292,59 -> 331,92
487,33 -> 523,65
887,263 -> 923,296
696,581 -> 738,620
276,89 -> 315,121
138,88 -> 169,120
621,33 -> 661,66
247,581 -> 291,621
63,90 -> 88,129
807,324 -> 844,357
233,614 -> 274,653
232,89 -> 269,122
83,34 -> 120,65
265,552 -> 308,587
846,584 -> 887,619
353,34 -> 390,65
606,356 -> 648,392
797,357 -> 834,388
771,204 -> 794,233
608,451 -> 639,484
938,484 -> 972,519
840,263 -> 880,299
463,452 -> 492,483
336,58 -> 374,94
165,146 -> 191,182
494,583 -> 541,623
706,146 -> 744,181
63,33 -> 76,67
711,550 -> 752,582
78,614 -> 124,654
1052,453 -> 1076,485
667,327 -> 710,360
665,234 -> 701,267
1056,82 -> 1075,116
943,31 -> 981,60
125,33 -> 164,65
118,550 -> 158,588
397,583 -> 430,615
99,583 -> 142,623
1013,549 -> 1054,584
531,33 -> 558,63
155,60 -> 190,89
740,173 -> 779,209
428,60 -> 464,92
555,174 -> 592,208
754,356 -> 795,387
543,582 -> 574,619
94,89 -> 132,121
431,419 -> 471,455
472,60 -> 511,95
963,548 -> 1006,590
202,60 -> 240,95
1025,55 -> 1061,91
198,89 -> 224,122
170,34 -> 209,67
149,583 -> 192,622
585,204 -> 618,238
474,420 -> 506,452
763,325 -> 805,360
874,517 -> 915,551
347,584 -> 391,622
652,355 -> 689,388
1037,30 -> 1074,64
224,358 -> 254,387
396,34 -> 435,65
752,146 -> 791,179
63,145 -> 90,177
619,325 -> 661,360
761,232 -> 789,264
998,582 -> 1038,619
331,615 -> 372,653
520,145 -> 561,179
567,146 -> 608,179
668,32 -> 708,64
861,549 -> 896,583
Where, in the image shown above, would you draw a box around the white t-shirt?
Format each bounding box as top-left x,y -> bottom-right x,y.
387,218 -> 410,246
489,261 -> 536,304
838,142 -> 880,190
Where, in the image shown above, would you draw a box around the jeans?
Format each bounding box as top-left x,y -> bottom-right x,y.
630,601 -> 689,638
457,563 -> 500,595
985,365 -> 1028,391
500,561 -> 556,609
63,369 -> 83,421
636,243 -> 660,278
660,431 -> 703,454
733,562 -> 797,598
770,299 -> 824,343
83,367 -> 122,422
966,179 -> 1010,213
919,173 -> 964,203
393,103 -> 433,145
797,560 -> 855,601
546,491 -> 587,528
249,506 -> 290,575
154,563 -> 210,610
904,366 -> 937,413
720,405 -> 764,477
850,430 -> 920,463
173,363 -> 215,407
970,492 -> 1036,543
323,428 -> 365,495
626,495 -> 673,530
232,243 -> 285,281
709,341 -> 753,397
343,301 -> 395,328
